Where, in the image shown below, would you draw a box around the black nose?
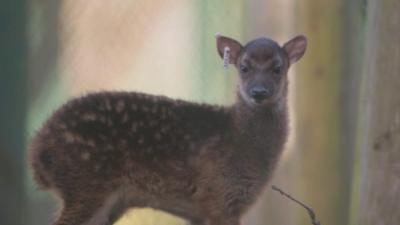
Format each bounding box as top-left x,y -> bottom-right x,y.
250,86 -> 271,102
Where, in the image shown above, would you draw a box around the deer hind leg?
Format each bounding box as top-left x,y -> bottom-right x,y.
207,218 -> 240,225
52,190 -> 127,225
188,218 -> 206,225
52,202 -> 102,225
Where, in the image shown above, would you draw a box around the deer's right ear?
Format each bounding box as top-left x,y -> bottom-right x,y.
216,35 -> 243,64
283,35 -> 307,65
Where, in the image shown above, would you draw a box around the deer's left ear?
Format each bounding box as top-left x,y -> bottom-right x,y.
283,35 -> 307,65
216,35 -> 243,64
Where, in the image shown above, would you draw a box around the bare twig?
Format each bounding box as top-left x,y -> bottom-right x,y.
272,185 -> 321,225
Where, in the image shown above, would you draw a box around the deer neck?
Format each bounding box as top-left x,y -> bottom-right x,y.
231,91 -> 288,162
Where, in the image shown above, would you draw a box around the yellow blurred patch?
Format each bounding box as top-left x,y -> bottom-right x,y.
115,208 -> 186,225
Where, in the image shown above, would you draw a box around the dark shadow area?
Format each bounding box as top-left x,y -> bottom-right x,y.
0,1 -> 27,225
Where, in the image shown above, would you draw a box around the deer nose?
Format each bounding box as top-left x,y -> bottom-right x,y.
250,86 -> 271,102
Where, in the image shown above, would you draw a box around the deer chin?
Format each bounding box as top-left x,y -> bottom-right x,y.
241,95 -> 273,107
251,97 -> 278,106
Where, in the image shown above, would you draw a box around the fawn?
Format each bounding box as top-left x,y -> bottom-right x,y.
29,34 -> 307,225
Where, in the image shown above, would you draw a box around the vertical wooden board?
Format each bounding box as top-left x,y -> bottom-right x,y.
295,0 -> 350,224
346,1 -> 368,225
357,0 -> 400,224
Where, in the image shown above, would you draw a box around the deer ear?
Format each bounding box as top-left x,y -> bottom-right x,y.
283,35 -> 307,65
216,35 -> 243,64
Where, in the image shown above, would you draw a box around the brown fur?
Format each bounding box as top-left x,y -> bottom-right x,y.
28,35 -> 307,225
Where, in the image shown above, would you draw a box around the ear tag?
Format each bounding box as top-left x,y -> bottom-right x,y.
223,46 -> 230,69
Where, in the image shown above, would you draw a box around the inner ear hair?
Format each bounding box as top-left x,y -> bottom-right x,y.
283,35 -> 307,65
216,35 -> 243,64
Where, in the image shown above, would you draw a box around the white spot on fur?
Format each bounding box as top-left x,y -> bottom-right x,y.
99,116 -> 107,123
149,120 -> 158,127
81,152 -> 91,160
82,112 -> 96,121
155,133 -> 161,141
99,134 -> 107,141
138,136 -> 144,145
98,104 -> 105,111
121,113 -> 129,123
160,107 -> 168,119
58,123 -> 67,129
142,105 -> 149,113
107,119 -> 113,126
105,144 -> 113,151
151,105 -> 157,113
160,126 -> 170,133
116,100 -> 125,113
87,139 -> 96,147
119,139 -> 127,147
48,138 -> 56,145
167,108 -> 173,116
104,99 -> 112,111
64,132 -> 75,143
131,123 -> 138,132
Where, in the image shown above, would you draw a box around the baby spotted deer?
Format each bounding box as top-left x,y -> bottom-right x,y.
29,34 -> 307,225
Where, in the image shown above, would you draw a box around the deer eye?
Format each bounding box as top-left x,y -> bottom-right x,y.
240,65 -> 249,73
273,65 -> 282,74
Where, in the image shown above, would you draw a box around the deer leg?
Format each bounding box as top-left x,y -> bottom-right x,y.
52,189 -> 127,225
188,218 -> 206,225
52,202 -> 101,225
207,218 -> 240,225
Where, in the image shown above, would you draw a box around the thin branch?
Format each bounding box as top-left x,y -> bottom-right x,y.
272,185 -> 321,225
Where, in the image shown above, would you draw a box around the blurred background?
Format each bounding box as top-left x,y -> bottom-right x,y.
1,0 -> 400,225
